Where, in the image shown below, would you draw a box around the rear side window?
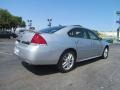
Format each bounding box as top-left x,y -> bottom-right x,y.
68,28 -> 88,39
39,26 -> 65,33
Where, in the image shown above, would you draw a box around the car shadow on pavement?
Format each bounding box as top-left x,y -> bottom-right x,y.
22,57 -> 102,76
22,61 -> 59,76
75,57 -> 102,68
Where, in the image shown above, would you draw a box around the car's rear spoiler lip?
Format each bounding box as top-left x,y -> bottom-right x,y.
26,30 -> 41,34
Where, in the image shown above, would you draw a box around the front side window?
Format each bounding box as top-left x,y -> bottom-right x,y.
87,31 -> 99,40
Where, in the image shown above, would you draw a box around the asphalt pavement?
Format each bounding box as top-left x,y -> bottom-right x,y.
0,39 -> 120,90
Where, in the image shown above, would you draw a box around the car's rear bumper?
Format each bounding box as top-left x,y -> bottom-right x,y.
14,41 -> 60,65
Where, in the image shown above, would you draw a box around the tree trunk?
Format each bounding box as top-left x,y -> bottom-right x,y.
13,27 -> 16,33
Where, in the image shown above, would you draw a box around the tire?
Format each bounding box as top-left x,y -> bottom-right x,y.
57,50 -> 76,73
101,47 -> 109,59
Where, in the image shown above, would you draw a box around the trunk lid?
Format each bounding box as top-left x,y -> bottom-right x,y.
17,30 -> 36,45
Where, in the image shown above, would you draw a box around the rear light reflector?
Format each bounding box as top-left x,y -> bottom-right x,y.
31,33 -> 47,44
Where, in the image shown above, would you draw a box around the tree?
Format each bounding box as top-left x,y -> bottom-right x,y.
20,21 -> 26,27
10,16 -> 22,33
0,8 -> 12,30
0,8 -> 26,32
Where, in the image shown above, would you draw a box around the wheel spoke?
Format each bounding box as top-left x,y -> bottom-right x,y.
66,63 -> 71,68
104,49 -> 108,58
62,61 -> 67,66
62,53 -> 75,70
63,62 -> 68,68
67,54 -> 72,60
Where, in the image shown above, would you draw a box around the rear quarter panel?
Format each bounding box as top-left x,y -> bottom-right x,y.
41,33 -> 77,64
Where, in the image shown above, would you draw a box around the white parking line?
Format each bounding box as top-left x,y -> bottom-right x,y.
0,52 -> 13,56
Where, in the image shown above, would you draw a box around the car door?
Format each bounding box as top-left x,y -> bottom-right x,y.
87,30 -> 102,57
68,28 -> 93,61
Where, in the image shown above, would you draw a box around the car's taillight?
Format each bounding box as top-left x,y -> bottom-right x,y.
31,33 -> 47,44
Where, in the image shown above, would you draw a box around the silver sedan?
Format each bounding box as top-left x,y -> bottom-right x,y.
14,25 -> 109,72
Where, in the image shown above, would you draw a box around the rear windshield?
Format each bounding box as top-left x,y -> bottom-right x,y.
39,26 -> 65,33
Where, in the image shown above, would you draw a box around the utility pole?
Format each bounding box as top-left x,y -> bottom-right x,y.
116,11 -> 120,41
47,18 -> 52,27
27,20 -> 32,29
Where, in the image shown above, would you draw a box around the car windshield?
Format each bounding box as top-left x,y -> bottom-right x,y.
39,26 -> 65,33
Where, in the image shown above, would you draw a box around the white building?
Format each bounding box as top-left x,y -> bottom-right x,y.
99,31 -> 117,38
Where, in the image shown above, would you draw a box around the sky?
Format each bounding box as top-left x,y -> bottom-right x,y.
0,0 -> 120,31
